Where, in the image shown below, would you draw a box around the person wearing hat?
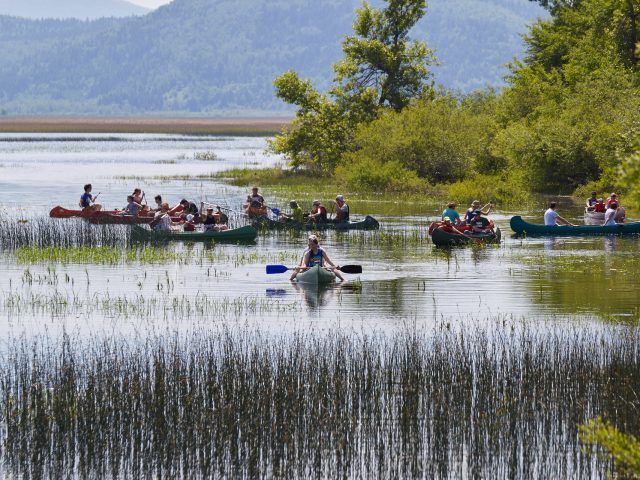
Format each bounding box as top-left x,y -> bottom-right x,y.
585,191 -> 598,211
307,200 -> 328,224
465,200 -> 492,224
333,195 -> 350,223
203,206 -> 229,231
467,210 -> 493,233
438,217 -> 464,235
280,200 -> 303,224
544,202 -> 573,226
290,234 -> 344,281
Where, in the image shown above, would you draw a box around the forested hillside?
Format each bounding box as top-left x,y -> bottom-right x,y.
0,0 -> 545,114
0,0 -> 148,20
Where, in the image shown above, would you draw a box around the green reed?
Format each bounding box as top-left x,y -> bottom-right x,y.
1,322 -> 637,478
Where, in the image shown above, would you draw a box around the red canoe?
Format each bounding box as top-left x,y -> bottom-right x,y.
49,206 -> 181,224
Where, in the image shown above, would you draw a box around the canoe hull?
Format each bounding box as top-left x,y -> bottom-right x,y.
254,215 -> 379,231
50,206 -> 170,224
131,224 -> 257,242
430,226 -> 501,247
510,215 -> 640,235
296,265 -> 336,286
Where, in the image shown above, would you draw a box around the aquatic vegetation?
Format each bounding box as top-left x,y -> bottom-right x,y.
194,150 -> 219,161
1,322 -> 637,478
0,217 -> 131,249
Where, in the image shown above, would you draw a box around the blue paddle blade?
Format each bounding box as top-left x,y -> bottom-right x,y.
266,265 -> 289,274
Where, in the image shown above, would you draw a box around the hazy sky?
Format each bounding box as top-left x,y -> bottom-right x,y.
128,0 -> 171,8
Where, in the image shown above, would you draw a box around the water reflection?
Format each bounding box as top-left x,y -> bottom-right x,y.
291,282 -> 336,309
603,235 -> 617,252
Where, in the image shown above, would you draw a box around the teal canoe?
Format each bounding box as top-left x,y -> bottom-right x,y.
430,226 -> 501,247
295,265 -> 337,286
131,224 -> 258,242
253,215 -> 380,231
510,216 -> 640,236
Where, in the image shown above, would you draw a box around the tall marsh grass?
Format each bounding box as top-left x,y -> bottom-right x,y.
2,323 -> 638,478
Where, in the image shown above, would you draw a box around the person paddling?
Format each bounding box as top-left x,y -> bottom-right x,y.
465,200 -> 492,224
544,202 -> 573,226
123,195 -> 143,216
290,235 -> 344,281
585,191 -> 598,211
79,184 -> 102,212
333,195 -> 350,223
603,202 -> 619,226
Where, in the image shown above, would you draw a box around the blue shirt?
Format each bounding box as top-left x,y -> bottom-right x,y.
441,207 -> 460,223
306,247 -> 325,267
80,192 -> 92,208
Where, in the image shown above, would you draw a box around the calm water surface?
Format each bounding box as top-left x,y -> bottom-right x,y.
1,133 -> 639,337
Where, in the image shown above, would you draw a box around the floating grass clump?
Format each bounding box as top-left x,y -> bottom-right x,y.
2,323 -> 638,478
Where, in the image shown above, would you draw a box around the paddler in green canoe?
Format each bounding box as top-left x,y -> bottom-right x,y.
290,235 -> 344,282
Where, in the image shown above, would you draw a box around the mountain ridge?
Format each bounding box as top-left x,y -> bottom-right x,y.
0,0 -> 546,115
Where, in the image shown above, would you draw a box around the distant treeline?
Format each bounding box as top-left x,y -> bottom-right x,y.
0,0 -> 544,115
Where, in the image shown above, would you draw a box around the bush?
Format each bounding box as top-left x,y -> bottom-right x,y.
443,172 -> 531,207
336,158 -> 426,193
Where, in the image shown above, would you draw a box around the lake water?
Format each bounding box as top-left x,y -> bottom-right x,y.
2,132 -> 639,479
1,133 -> 640,339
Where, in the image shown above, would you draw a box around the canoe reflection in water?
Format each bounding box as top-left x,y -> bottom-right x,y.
291,281 -> 336,309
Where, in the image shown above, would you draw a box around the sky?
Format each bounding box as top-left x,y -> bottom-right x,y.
128,0 -> 171,8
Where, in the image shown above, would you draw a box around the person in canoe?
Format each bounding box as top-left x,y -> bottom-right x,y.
203,206 -> 229,231
585,191 -> 598,211
333,195 -> 350,223
178,198 -> 200,220
132,188 -> 145,206
544,202 -> 573,226
605,193 -> 626,222
438,217 -> 465,235
244,187 -> 268,217
466,210 -> 493,234
124,195 -> 143,216
183,214 -> 196,232
279,200 -> 304,223
152,203 -> 174,231
307,200 -> 328,224
441,202 -> 462,225
593,198 -> 606,213
290,234 -> 344,282
152,195 -> 163,212
465,200 -> 492,224
603,202 -> 619,226
79,184 -> 102,212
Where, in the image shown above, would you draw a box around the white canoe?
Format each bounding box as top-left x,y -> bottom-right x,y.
296,265 -> 336,286
584,208 -> 605,224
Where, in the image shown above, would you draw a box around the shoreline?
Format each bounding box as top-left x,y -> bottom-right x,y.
0,116 -> 291,135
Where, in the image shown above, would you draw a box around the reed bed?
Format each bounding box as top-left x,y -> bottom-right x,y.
0,217 -> 131,250
1,291 -> 300,320
11,245 -> 297,266
1,323 -> 638,479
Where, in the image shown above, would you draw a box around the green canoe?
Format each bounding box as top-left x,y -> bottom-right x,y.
295,265 -> 337,286
253,215 -> 380,231
131,224 -> 258,242
510,215 -> 640,236
430,226 -> 501,247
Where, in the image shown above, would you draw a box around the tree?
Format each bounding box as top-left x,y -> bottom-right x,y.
270,0 -> 436,174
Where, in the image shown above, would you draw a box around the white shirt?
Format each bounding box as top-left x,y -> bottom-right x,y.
544,208 -> 559,226
603,208 -> 617,226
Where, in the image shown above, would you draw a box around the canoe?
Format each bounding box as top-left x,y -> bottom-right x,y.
50,206 -> 122,219
430,226 -> 501,247
253,215 -> 380,231
131,224 -> 258,242
584,208 -> 605,223
295,265 -> 336,286
50,206 -> 173,224
510,215 -> 640,235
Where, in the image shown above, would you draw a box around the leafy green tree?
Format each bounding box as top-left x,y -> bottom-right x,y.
580,417 -> 640,478
270,0 -> 436,174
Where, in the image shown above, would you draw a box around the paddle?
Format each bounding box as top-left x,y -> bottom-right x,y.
266,264 -> 362,274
